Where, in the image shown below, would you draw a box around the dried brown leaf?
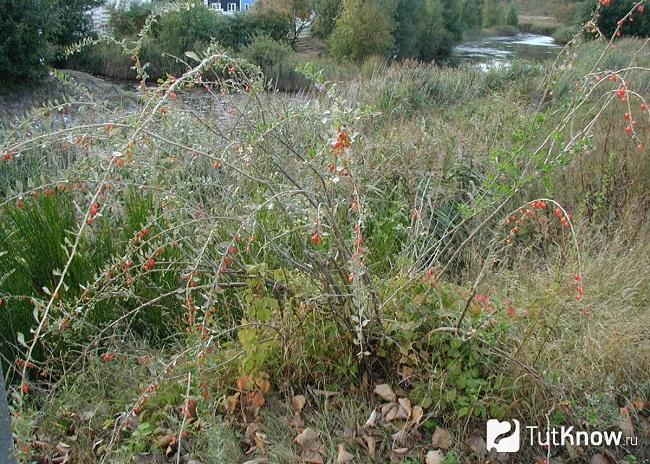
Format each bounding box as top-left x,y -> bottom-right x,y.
374,384 -> 396,402
364,409 -> 378,428
431,427 -> 453,450
425,450 -> 445,464
294,428 -> 322,451
410,405 -> 423,425
290,412 -> 305,430
336,444 -> 354,464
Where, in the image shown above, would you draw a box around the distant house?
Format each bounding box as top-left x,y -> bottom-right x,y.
205,0 -> 256,14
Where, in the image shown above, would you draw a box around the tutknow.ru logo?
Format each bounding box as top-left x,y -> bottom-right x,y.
486,419 -> 639,453
487,419 -> 521,452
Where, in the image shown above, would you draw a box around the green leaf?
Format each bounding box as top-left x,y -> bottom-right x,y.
185,51 -> 200,62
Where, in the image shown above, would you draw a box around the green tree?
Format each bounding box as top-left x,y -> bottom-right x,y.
504,3 -> 519,27
0,0 -> 53,84
155,4 -> 220,57
50,0 -> 103,63
394,0 -> 426,57
313,0 -> 342,39
0,0 -> 101,84
109,0 -> 155,38
590,0 -> 650,38
482,0 -> 501,27
442,0 -> 464,42
415,0 -> 448,60
328,0 -> 396,61
461,0 -> 484,30
242,34 -> 292,71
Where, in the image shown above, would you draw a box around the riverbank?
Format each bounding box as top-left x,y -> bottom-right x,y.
0,70 -> 138,129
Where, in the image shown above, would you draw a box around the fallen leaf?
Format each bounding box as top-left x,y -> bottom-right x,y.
392,429 -> 407,445
425,449 -> 445,464
250,390 -> 266,409
225,392 -> 240,414
389,447 -> 410,462
382,402 -> 399,421
237,375 -> 253,391
619,413 -> 636,438
337,444 -> 354,463
291,395 -> 307,412
155,433 -> 176,449
431,427 -> 453,450
410,405 -> 423,425
413,293 -> 426,305
590,454 -> 610,464
52,442 -> 71,464
374,384 -> 396,402
302,450 -> 325,464
255,375 -> 270,394
365,409 -> 378,428
294,428 -> 322,451
290,412 -> 305,430
395,397 -> 411,420
362,433 -> 377,457
466,435 -> 487,459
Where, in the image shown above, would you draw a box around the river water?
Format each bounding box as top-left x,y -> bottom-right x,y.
450,33 -> 562,68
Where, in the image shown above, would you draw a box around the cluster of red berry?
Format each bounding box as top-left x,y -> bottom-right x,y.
504,200 -> 573,244
220,243 -> 239,274
574,273 -> 585,302
132,382 -> 160,415
553,206 -> 572,228
142,257 -> 156,272
425,268 -> 436,288
86,201 -> 100,225
328,128 -> 353,174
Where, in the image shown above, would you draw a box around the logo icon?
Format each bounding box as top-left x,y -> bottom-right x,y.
486,419 -> 521,453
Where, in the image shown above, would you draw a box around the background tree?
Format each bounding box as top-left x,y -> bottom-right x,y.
154,2 -> 224,60
504,2 -> 519,27
312,0 -> 342,39
49,0 -> 103,64
109,0 -> 155,38
482,0 -> 502,27
0,0 -> 100,84
0,0 -> 53,84
254,0 -> 311,44
442,0 -> 464,43
328,0 -> 396,61
590,0 -> 650,38
461,0 -> 484,30
415,0 -> 449,60
394,0 -> 426,58
254,0 -> 311,20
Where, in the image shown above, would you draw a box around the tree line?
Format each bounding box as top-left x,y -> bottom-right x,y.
1,0 -> 650,85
